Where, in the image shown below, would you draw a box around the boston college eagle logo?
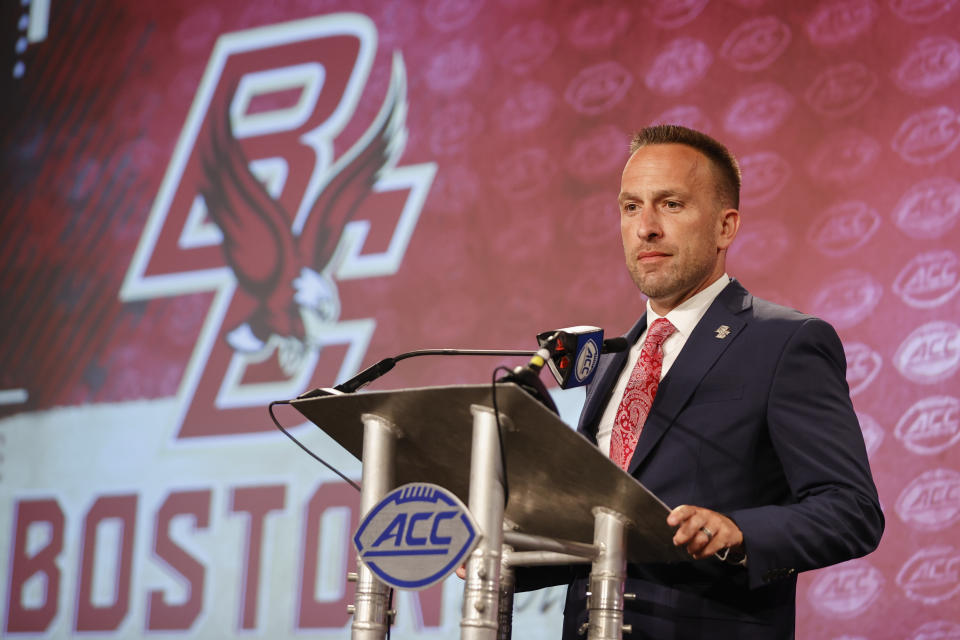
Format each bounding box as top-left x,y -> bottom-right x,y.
198,53 -> 408,367
121,14 -> 436,439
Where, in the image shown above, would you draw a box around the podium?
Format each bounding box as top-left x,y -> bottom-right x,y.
291,383 -> 686,640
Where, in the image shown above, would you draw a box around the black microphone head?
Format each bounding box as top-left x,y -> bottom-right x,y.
498,366 -> 559,415
601,337 -> 629,353
332,358 -> 396,393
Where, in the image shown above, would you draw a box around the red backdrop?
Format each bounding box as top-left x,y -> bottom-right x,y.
1,1 -> 959,638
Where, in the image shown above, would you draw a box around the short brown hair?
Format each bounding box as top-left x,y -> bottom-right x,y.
629,125 -> 741,209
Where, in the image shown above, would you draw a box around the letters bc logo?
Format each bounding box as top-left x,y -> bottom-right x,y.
119,14 -> 437,438
354,483 -> 479,590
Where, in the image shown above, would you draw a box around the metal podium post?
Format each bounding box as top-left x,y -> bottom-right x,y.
351,413 -> 398,639
461,405 -> 506,640
498,548 -> 516,640
584,508 -> 630,640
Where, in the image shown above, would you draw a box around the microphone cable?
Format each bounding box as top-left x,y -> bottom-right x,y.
268,400 -> 361,492
270,381 -> 514,509
491,366 -> 515,509
268,401 -> 396,638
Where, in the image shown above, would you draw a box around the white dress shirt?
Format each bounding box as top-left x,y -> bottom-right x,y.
595,274 -> 732,457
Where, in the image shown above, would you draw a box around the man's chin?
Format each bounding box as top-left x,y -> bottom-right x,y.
631,274 -> 675,300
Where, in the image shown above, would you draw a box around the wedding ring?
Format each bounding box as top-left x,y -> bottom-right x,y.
700,526 -> 714,539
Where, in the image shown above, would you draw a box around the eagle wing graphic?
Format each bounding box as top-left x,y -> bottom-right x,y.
198,88 -> 304,346
299,53 -> 410,273
195,53 -> 412,352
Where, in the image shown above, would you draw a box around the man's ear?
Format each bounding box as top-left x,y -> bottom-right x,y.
717,208 -> 740,250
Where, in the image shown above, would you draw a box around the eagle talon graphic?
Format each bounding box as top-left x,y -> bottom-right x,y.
224,328 -> 310,377
226,323 -> 268,353
276,335 -> 308,377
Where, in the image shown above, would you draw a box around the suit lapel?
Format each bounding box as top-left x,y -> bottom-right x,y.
626,281 -> 753,475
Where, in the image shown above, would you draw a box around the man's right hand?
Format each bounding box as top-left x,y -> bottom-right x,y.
667,504 -> 744,560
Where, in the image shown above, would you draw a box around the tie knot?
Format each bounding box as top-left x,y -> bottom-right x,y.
646,318 -> 676,348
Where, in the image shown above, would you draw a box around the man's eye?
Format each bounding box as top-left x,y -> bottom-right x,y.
665,200 -> 682,210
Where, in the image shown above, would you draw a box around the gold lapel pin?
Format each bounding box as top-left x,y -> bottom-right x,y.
715,325 -> 731,339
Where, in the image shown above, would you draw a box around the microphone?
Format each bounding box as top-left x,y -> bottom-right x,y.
534,328 -> 628,389
500,327 -> 628,413
298,348 -> 540,398
497,343 -> 560,415
601,336 -> 629,353
535,326 -> 607,389
297,331 -> 627,403
330,357 -> 396,395
549,334 -> 628,388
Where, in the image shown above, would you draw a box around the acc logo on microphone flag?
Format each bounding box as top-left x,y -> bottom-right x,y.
354,483 -> 479,590
575,337 -> 601,384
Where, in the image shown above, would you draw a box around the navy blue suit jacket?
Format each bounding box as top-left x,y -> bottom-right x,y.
550,280 -> 883,639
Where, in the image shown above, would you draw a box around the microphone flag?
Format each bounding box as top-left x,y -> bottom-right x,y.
536,326 -> 604,389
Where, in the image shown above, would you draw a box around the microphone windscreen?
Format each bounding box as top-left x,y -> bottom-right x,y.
601,337 -> 629,353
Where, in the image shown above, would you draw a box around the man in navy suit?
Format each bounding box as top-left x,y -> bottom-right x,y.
541,125 -> 883,638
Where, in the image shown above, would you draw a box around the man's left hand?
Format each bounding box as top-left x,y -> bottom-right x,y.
667,504 -> 744,560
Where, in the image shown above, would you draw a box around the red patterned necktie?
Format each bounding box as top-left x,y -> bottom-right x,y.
609,318 -> 677,470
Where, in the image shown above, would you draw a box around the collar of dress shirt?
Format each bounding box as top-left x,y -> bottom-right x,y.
644,274 -> 732,341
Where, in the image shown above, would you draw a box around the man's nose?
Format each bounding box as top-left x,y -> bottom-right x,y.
633,205 -> 662,240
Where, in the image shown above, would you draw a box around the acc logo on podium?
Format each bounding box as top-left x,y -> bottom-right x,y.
354,483 -> 479,589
